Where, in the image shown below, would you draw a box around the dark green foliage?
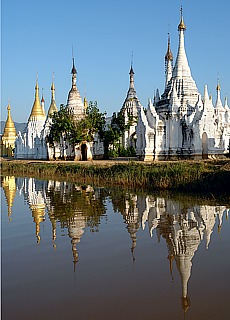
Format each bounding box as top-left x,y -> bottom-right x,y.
85,101 -> 106,140
103,111 -> 137,158
46,182 -> 106,232
47,104 -> 75,146
48,102 -> 106,148
118,146 -> 136,157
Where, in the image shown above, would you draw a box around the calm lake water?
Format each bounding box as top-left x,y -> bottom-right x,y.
1,175 -> 230,320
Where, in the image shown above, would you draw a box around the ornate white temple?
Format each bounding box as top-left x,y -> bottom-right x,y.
120,65 -> 141,149
14,78 -> 48,159
135,8 -> 230,160
14,59 -> 104,160
4,8 -> 230,161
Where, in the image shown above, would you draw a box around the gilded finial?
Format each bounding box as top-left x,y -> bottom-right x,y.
51,73 -> 55,91
178,6 -> 186,31
165,33 -> 173,61
41,88 -> 45,102
83,86 -> 88,110
216,77 -> 221,91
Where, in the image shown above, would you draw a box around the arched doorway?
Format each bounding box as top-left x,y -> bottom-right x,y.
81,143 -> 87,161
202,132 -> 208,159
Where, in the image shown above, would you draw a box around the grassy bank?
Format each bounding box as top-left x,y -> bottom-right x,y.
1,158 -> 230,197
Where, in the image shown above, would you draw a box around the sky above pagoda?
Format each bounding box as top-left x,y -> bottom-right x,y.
2,0 -> 230,123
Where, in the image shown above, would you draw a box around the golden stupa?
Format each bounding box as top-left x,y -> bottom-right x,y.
29,80 -> 46,121
1,103 -> 17,157
47,81 -> 58,116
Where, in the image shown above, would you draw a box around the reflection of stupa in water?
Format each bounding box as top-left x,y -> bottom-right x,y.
119,192 -> 229,315
159,212 -> 201,314
67,215 -> 87,271
121,194 -> 141,260
45,180 -> 89,270
5,176 -> 105,269
1,176 -> 17,221
26,178 -> 46,243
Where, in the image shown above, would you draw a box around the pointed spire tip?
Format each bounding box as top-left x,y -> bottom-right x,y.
178,6 -> 186,31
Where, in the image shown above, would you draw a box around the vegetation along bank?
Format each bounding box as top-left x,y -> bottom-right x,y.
1,158 -> 230,198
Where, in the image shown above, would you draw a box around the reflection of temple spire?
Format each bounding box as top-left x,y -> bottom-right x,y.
181,295 -> 190,319
130,231 -> 137,262
200,205 -> 216,249
68,215 -> 86,271
71,238 -> 79,272
167,254 -> 174,281
175,254 -> 192,315
122,196 -> 140,261
30,204 -> 46,243
2,176 -> 17,221
27,178 -> 46,243
204,228 -> 212,249
159,209 -> 201,316
50,214 -> 57,249
217,206 -> 224,235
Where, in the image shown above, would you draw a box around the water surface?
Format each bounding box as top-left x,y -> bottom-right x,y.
1,176 -> 230,320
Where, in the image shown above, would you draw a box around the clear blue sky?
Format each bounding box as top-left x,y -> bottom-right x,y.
2,0 -> 230,123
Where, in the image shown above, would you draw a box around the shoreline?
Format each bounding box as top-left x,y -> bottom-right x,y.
1,158 -> 230,198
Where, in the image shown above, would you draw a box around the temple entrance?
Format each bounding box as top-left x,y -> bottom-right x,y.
202,132 -> 208,159
130,132 -> 137,149
81,143 -> 87,161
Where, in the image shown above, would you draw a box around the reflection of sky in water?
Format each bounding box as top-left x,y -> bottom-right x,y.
1,176 -> 230,320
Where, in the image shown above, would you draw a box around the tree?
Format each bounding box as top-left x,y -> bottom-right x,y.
82,101 -> 106,141
47,104 -> 75,145
103,111 -> 137,158
47,102 -> 106,159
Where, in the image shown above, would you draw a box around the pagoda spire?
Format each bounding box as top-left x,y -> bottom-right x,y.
129,56 -> 135,90
47,74 -> 58,116
172,6 -> 191,79
41,88 -> 46,116
224,96 -> 229,110
215,77 -> 224,110
66,55 -> 85,118
29,77 -> 46,121
71,57 -> 77,75
122,60 -> 139,104
178,5 -> 186,31
165,33 -> 173,87
1,102 -> 17,157
2,103 -> 17,139
83,92 -> 88,110
165,33 -> 173,62
71,57 -> 77,90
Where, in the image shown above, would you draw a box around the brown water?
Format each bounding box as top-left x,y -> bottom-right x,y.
1,176 -> 230,320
